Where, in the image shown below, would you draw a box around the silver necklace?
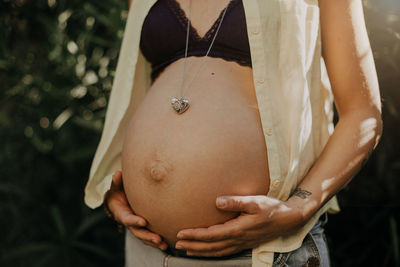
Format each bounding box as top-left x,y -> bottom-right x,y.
170,0 -> 229,114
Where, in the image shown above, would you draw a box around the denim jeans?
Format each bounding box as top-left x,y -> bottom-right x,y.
125,212 -> 330,267
272,212 -> 330,267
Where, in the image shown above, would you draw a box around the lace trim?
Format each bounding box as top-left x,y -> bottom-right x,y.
165,0 -> 240,42
151,52 -> 252,83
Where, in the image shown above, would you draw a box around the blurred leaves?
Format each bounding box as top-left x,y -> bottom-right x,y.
0,0 -> 126,266
1,207 -> 115,266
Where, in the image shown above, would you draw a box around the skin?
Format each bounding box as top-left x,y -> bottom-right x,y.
106,0 -> 382,257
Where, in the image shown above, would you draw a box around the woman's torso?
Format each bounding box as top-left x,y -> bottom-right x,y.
122,0 -> 270,247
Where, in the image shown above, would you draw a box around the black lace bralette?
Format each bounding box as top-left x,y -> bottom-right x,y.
140,0 -> 252,83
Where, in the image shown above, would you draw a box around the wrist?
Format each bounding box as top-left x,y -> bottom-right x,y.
284,196 -> 312,229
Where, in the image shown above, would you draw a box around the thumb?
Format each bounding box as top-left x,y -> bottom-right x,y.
216,196 -> 260,214
111,170 -> 123,190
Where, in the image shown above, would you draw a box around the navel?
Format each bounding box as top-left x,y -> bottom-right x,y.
145,150 -> 173,183
148,160 -> 169,182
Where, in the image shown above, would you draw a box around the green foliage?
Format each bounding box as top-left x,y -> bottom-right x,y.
1,0 -> 127,266
0,0 -> 399,266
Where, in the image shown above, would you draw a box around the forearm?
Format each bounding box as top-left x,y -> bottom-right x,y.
287,108 -> 383,222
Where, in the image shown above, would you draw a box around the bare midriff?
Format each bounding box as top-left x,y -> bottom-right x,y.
122,56 -> 270,247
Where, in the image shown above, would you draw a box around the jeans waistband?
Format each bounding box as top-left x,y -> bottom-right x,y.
310,211 -> 328,235
166,247 -> 252,258
317,211 -> 328,227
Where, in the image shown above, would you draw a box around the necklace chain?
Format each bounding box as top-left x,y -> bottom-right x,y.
171,0 -> 229,114
179,0 -> 229,99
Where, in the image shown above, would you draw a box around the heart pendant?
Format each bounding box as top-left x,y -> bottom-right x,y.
171,97 -> 190,114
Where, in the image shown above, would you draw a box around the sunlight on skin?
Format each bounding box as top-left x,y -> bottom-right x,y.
359,117 -> 380,147
172,105 -> 383,256
321,178 -> 335,192
123,0 -> 383,258
292,111 -> 382,222
174,110 -> 383,253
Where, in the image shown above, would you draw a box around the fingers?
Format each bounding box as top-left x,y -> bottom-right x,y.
130,227 -> 162,244
177,220 -> 242,242
216,196 -> 261,214
112,205 -> 147,227
142,240 -> 168,250
106,171 -> 148,228
129,227 -> 168,250
117,211 -> 147,227
107,170 -> 168,251
107,194 -> 147,227
111,171 -> 123,190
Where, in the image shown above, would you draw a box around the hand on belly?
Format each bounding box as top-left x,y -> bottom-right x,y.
122,144 -> 269,248
174,195 -> 306,257
109,169 -> 303,257
121,58 -> 270,249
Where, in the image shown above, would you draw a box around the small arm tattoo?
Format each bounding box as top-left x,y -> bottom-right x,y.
290,187 -> 312,199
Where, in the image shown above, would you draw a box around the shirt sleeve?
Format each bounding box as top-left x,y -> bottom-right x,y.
84,150 -> 122,209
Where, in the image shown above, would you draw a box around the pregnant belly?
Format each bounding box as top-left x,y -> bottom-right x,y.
121,58 -> 270,247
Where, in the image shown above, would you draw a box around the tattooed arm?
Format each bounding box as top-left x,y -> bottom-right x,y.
286,0 -> 383,223
289,188 -> 313,199
172,0 -> 382,257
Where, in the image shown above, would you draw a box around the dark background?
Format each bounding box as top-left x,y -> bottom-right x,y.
1,0 -> 399,266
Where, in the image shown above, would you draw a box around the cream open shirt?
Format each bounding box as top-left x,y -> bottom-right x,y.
84,0 -> 341,266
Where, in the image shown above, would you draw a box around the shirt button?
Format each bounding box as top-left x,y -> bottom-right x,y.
265,128 -> 273,136
272,179 -> 281,188
251,27 -> 260,35
256,77 -> 264,84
